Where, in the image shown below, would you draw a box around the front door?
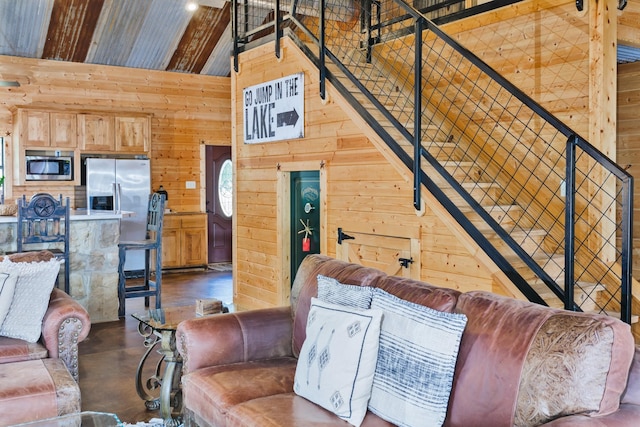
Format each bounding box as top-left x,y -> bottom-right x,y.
290,171 -> 320,281
206,146 -> 233,263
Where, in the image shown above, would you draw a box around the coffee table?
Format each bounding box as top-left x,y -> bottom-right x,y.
13,411 -> 122,426
131,305 -> 205,427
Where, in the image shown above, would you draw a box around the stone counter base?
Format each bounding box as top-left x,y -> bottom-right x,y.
0,218 -> 120,322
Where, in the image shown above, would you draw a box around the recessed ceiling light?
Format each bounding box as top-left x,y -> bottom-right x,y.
186,1 -> 198,11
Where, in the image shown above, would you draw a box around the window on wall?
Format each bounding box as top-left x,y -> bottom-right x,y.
218,159 -> 233,217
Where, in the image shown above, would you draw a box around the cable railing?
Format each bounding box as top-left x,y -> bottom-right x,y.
232,0 -> 634,322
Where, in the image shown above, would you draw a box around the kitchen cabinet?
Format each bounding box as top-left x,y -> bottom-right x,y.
50,113 -> 77,148
78,113 -> 114,151
13,108 -> 150,153
162,213 -> 207,269
115,116 -> 150,153
78,113 -> 150,153
11,108 -> 79,186
14,109 -> 77,148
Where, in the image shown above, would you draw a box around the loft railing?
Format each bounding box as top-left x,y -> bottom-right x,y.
232,0 -> 634,323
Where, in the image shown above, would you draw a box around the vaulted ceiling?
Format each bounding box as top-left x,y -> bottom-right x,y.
1,0 -> 639,82
0,0 -> 233,77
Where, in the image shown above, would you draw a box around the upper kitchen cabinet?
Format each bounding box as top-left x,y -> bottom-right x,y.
78,113 -> 114,152
14,109 -> 77,148
115,116 -> 150,153
78,113 -> 150,154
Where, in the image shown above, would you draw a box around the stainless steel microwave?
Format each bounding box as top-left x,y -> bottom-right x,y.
25,156 -> 73,181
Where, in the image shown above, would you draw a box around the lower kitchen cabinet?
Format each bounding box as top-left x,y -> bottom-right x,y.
162,213 -> 207,269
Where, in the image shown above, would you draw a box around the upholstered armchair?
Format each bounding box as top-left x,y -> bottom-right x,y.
0,251 -> 91,380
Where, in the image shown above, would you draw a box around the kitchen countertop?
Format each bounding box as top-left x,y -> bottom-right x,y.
0,209 -> 134,223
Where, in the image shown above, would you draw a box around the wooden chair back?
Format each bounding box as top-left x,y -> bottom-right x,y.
145,192 -> 165,244
17,193 -> 70,249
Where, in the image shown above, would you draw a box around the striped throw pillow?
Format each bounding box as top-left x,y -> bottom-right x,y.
369,288 -> 467,427
317,274 -> 373,309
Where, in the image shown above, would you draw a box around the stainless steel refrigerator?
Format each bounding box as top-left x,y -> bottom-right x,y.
85,158 -> 151,273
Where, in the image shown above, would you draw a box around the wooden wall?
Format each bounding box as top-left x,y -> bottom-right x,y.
0,55 -> 231,213
441,0 -> 590,140
618,61 -> 640,274
233,40 -> 501,311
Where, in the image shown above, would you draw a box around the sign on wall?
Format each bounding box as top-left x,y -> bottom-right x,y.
243,72 -> 304,144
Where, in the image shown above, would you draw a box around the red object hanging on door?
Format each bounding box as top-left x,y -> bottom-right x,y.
302,237 -> 311,252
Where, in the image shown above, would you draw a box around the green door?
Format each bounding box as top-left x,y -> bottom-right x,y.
291,171 -> 320,282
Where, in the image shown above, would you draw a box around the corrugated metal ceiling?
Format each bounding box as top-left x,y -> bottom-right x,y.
0,0 -> 233,76
0,0 -> 637,79
618,44 -> 640,64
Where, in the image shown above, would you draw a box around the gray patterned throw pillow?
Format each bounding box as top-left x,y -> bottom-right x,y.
317,274 -> 373,309
368,288 -> 467,427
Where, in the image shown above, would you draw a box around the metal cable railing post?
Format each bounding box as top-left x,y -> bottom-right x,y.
319,0 -> 326,100
374,0 -> 381,42
564,136 -> 576,311
621,176 -> 634,323
232,0 -> 239,72
364,0 -> 373,63
275,0 -> 281,59
243,0 -> 249,36
413,17 -> 423,210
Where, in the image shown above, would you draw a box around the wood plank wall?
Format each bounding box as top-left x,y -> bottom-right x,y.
441,0 -> 589,139
0,55 -> 231,213
618,61 -> 640,274
233,40 -> 499,310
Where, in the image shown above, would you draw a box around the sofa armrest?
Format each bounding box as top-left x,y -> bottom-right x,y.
40,288 -> 91,381
176,306 -> 293,374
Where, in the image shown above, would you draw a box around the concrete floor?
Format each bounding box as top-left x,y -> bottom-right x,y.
78,269 -> 233,424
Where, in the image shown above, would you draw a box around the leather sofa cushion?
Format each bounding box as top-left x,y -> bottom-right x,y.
225,393 -> 395,427
446,291 -> 558,427
540,403 -> 640,426
375,274 -> 460,313
0,358 -> 79,425
182,358 -> 297,424
44,358 -> 82,416
446,291 -> 635,427
0,336 -> 48,364
516,312 -> 635,425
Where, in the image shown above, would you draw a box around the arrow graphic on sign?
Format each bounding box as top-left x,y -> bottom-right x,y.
277,109 -> 299,127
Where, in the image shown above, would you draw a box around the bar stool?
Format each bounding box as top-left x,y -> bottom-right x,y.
16,193 -> 71,294
117,192 -> 165,318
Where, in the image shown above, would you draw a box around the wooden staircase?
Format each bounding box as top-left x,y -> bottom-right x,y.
327,45 -> 634,321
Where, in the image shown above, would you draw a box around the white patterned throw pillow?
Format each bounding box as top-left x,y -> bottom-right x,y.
317,274 -> 374,309
294,298 -> 383,427
0,257 -> 61,342
0,272 -> 18,327
369,288 -> 467,427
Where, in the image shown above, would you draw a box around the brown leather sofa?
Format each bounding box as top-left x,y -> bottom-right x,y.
0,251 -> 91,426
177,254 -> 640,427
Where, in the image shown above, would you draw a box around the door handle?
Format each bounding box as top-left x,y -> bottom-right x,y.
399,257 -> 414,269
337,228 -> 355,245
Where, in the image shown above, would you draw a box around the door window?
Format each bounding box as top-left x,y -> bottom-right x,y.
218,159 -> 233,217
